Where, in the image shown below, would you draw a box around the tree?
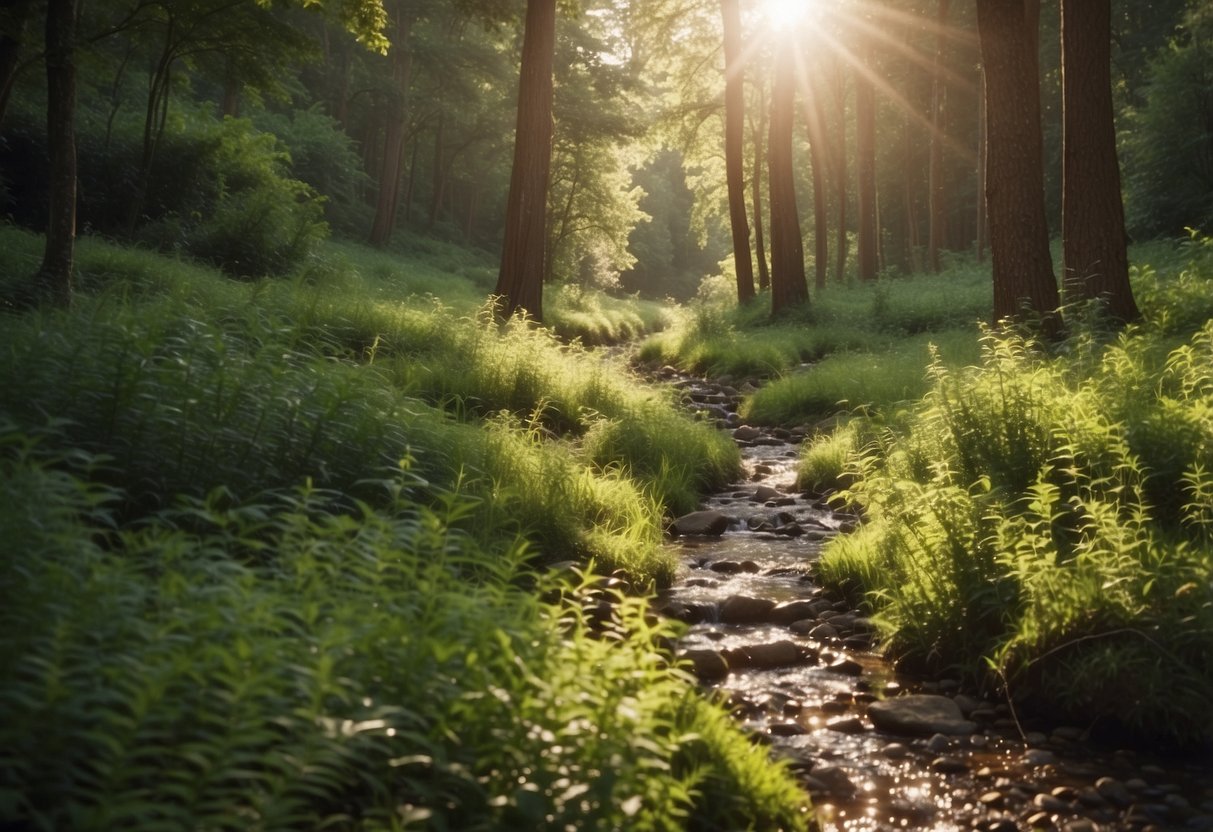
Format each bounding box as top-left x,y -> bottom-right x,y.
29,0 -> 79,306
767,35 -> 807,313
1060,0 -> 1138,322
927,0 -> 950,272
494,0 -> 556,321
805,63 -> 829,291
975,0 -> 1059,327
855,41 -> 878,282
721,0 -> 754,302
368,1 -> 416,246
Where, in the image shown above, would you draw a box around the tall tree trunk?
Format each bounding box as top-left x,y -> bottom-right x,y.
768,40 -> 808,314
832,65 -> 848,283
976,0 -> 1059,327
975,66 -> 987,262
494,0 -> 556,322
721,0 -> 755,303
427,112 -> 445,230
903,118 -> 921,273
806,71 -> 829,291
927,0 -> 951,272
1061,0 -> 1139,321
220,57 -> 241,118
855,46 -> 878,282
403,138 -> 419,223
0,0 -> 35,131
368,5 -> 414,247
751,89 -> 770,290
32,0 -> 77,306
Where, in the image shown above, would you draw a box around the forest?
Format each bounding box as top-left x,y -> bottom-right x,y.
1,0 -> 1212,829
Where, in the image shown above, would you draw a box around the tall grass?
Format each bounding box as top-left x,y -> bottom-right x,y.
818,306 -> 1213,745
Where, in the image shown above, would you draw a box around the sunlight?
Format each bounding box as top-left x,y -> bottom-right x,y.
761,0 -> 811,29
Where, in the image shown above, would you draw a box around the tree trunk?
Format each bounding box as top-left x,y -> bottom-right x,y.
368,6 -> 414,247
1061,0 -> 1139,321
806,71 -> 829,291
832,65 -> 848,283
927,0 -> 950,272
976,66 -> 987,262
494,0 -> 556,322
855,46 -> 878,282
768,40 -> 808,314
903,118 -> 921,273
751,89 -> 770,290
427,112 -> 445,230
721,0 -> 755,303
32,0 -> 77,306
0,0 -> 35,131
976,0 -> 1059,327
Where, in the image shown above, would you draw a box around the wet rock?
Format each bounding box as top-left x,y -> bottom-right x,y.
670,510 -> 729,537
882,742 -> 911,759
809,764 -> 857,797
926,733 -> 952,754
1062,821 -> 1098,832
737,640 -> 804,669
681,649 -> 728,680
821,700 -> 849,714
788,619 -> 817,635
867,694 -> 977,737
733,425 -> 762,442
930,755 -> 968,774
1023,749 -> 1056,767
979,790 -> 1005,808
826,716 -> 866,734
750,485 -> 784,502
658,600 -> 713,624
808,622 -> 839,641
719,594 -> 776,624
827,656 -> 864,676
767,721 -> 808,737
1025,811 -> 1056,829
770,599 -> 825,625
773,522 -> 805,537
1033,793 -> 1070,812
953,694 -> 985,716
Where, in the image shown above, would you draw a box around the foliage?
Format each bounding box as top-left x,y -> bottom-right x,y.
816,279 -> 1213,744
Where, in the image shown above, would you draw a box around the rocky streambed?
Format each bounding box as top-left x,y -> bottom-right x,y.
650,368 -> 1213,832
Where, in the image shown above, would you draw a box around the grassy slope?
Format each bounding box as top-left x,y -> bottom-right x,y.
0,227 -> 807,830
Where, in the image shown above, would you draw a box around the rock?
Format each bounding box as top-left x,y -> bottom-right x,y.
953,694 -> 984,716
867,694 -> 977,737
751,485 -> 784,502
1025,731 -> 1049,746
767,721 -> 808,737
979,790 -> 1005,807
1033,793 -> 1070,812
1062,821 -> 1098,832
1023,749 -> 1056,766
925,733 -> 951,754
740,640 -> 803,669
770,599 -> 825,625
809,764 -> 857,797
789,619 -> 818,635
808,622 -> 839,641
882,742 -> 911,759
930,755 -> 968,774
681,649 -> 728,680
733,425 -> 762,442
1025,811 -> 1056,829
826,716 -> 866,734
1095,777 -> 1133,808
773,522 -> 805,537
827,656 -> 864,676
719,595 -> 776,624
670,510 -> 730,537
709,560 -> 744,574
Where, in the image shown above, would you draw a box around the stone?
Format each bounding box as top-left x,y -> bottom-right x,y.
719,594 -> 776,624
1095,777 -> 1134,808
733,425 -> 762,442
789,619 -> 818,635
740,640 -> 803,669
767,721 -> 808,737
808,622 -> 839,641
867,694 -> 977,737
882,742 -> 911,759
979,790 -> 1004,807
926,733 -> 951,754
930,755 -> 968,774
670,510 -> 729,537
1023,749 -> 1056,767
773,523 -> 805,537
1033,793 -> 1070,812
770,599 -> 826,625
826,716 -> 866,734
827,657 -> 864,676
751,485 -> 784,503
709,560 -> 744,574
1061,822 -> 1097,832
810,764 -> 857,797
1025,811 -> 1055,829
680,649 -> 728,680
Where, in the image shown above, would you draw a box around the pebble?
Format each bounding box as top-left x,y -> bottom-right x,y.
1025,811 -> 1055,828
1033,792 -> 1070,812
1062,821 -> 1098,832
926,733 -> 951,754
1095,777 -> 1134,807
931,755 -> 968,774
882,742 -> 911,759
826,716 -> 866,734
1023,749 -> 1056,766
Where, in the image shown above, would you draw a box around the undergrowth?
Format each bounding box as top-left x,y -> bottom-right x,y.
812,243 -> 1213,745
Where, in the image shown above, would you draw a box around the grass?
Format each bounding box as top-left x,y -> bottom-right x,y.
0,225 -> 806,829
811,239 -> 1213,746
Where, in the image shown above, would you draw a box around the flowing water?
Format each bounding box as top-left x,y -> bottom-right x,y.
653,372 -> 1213,832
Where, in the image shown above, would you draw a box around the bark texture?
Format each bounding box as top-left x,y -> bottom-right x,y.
976,0 -> 1059,326
1061,0 -> 1139,321
721,0 -> 755,302
494,0 -> 556,322
768,41 -> 808,313
34,0 -> 78,306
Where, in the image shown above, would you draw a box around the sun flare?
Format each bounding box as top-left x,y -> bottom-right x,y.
761,0 -> 811,29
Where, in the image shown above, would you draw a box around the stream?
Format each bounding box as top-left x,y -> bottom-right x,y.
651,369 -> 1213,832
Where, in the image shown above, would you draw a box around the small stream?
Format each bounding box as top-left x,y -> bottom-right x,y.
652,370 -> 1213,832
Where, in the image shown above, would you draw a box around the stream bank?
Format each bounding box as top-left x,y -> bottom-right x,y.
648,366 -> 1213,832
